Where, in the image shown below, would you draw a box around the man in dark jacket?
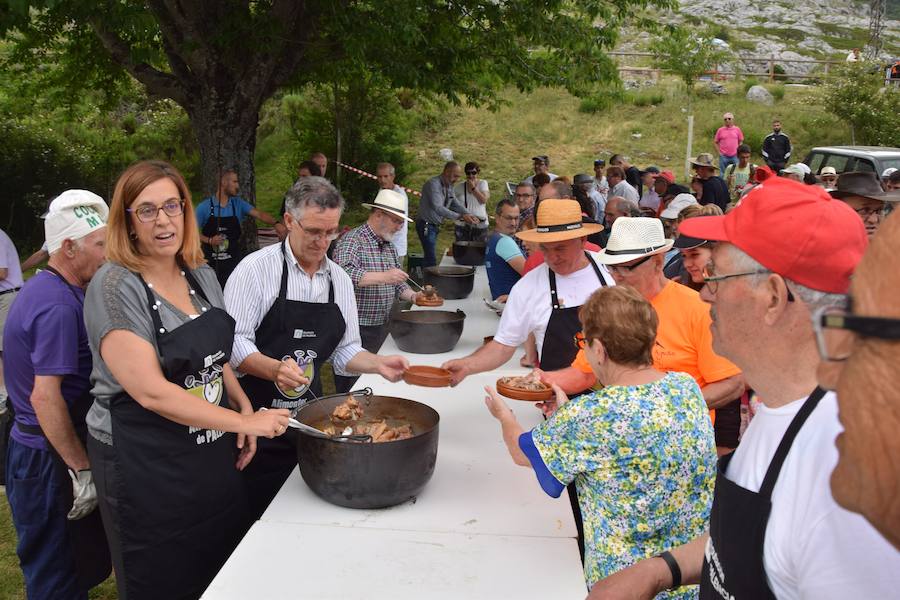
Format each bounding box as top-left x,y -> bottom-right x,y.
762,120 -> 792,172
691,153 -> 730,211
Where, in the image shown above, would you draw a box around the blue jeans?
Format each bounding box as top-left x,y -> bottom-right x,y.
415,219 -> 438,267
719,154 -> 738,179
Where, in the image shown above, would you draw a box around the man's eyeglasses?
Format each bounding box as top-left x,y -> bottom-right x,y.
296,221 -> 340,242
608,254 -> 653,275
813,302 -> 900,362
702,266 -> 795,301
127,199 -> 185,223
515,193 -> 534,199
854,205 -> 886,219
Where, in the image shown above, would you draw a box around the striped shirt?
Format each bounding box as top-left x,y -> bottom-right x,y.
332,223 -> 410,326
224,237 -> 363,374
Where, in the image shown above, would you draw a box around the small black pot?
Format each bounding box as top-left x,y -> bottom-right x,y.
452,241 -> 486,266
424,265 -> 475,299
389,309 -> 466,354
294,394 -> 440,509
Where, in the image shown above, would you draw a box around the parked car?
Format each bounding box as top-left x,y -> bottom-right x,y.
804,146 -> 900,176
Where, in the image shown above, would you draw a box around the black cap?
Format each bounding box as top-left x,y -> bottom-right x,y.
573,174 -> 593,185
673,235 -> 710,249
594,158 -> 606,167
531,155 -> 549,165
640,166 -> 661,176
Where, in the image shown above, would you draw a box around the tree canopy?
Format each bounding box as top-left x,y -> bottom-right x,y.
2,0 -> 671,209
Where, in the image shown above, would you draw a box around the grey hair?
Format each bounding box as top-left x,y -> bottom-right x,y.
610,196 -> 640,217
284,176 -> 345,220
516,181 -> 536,193
376,162 -> 395,175
726,245 -> 845,312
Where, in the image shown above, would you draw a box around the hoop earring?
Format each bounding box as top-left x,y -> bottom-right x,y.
129,231 -> 137,240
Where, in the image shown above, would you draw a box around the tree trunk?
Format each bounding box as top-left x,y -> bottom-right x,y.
187,100 -> 261,252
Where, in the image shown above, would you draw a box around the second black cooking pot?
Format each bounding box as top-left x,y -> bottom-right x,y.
389,309 -> 465,354
294,392 -> 440,509
452,241 -> 486,266
423,265 -> 475,299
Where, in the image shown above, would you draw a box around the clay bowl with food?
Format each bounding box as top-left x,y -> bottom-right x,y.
293,389 -> 440,509
496,376 -> 553,402
403,366 -> 452,388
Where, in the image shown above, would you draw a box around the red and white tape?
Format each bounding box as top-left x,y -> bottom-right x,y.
336,161 -> 421,197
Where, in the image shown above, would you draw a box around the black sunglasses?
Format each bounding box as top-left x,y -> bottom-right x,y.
465,170 -> 478,175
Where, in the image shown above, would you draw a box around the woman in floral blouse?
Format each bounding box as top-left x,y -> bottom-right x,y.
485,286 -> 716,597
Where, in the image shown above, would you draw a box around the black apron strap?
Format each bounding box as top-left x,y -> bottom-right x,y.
135,274 -> 166,336
181,264 -> 211,305
548,251 -> 606,310
584,251 -> 607,287
758,387 -> 827,498
278,240 -> 290,302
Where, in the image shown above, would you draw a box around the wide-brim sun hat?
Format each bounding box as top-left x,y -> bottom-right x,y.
361,188 -> 413,222
674,235 -> 710,250
515,198 -> 603,243
595,217 -> 674,265
690,153 -> 718,170
829,171 -> 900,203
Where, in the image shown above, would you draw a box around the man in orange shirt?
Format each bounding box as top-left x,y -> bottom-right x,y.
542,217 -> 744,445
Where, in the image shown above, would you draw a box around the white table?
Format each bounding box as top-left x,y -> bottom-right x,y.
204,263 -> 585,598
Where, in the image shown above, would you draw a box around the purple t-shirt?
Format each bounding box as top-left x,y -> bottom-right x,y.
4,270 -> 92,450
715,125 -> 744,157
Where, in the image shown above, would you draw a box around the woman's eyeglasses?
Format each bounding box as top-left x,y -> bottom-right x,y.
127,199 -> 184,223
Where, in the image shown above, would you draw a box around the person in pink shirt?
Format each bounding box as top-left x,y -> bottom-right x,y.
714,112 -> 744,178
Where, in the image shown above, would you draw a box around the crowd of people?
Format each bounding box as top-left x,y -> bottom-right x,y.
0,121 -> 899,600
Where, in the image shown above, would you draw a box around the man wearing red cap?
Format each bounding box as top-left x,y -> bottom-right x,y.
590,178 -> 900,599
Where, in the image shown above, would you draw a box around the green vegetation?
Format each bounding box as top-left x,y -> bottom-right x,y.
740,26 -> 806,43
820,64 -> 900,147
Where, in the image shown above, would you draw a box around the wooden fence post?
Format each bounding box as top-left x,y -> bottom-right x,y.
769,57 -> 775,82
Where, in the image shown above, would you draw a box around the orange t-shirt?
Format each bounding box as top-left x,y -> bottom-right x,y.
572,281 -> 741,415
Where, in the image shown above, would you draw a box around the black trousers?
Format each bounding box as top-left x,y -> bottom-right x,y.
333,323 -> 391,393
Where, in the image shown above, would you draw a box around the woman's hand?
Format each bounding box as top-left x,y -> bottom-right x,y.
536,382 -> 570,418
484,386 -> 513,422
243,409 -> 290,438
235,406 -> 258,470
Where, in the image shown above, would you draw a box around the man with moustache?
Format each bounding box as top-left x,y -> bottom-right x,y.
816,210 -> 900,550
375,162 -> 410,258
589,178 -> 900,599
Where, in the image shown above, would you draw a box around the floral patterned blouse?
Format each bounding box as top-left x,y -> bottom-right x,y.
519,371 -> 716,596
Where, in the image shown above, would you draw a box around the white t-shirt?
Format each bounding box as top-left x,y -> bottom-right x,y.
493,252 -> 615,357
390,185 -> 409,257
453,179 -> 489,227
524,173 -> 559,184
723,391 -> 900,599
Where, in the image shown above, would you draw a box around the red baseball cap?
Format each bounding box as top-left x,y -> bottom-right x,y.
658,170 -> 676,184
678,177 -> 867,294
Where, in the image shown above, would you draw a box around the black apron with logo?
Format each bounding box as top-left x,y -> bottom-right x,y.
538,252 -> 606,562
104,268 -> 249,600
238,241 -> 346,518
700,387 -> 827,599
16,265 -> 111,590
201,197 -> 244,287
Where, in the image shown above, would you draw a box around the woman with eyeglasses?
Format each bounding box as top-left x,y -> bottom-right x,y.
83,160 -> 290,600
453,161 -> 490,242
485,286 -> 716,595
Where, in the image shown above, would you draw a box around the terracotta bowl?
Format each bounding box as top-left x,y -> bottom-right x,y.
496,379 -> 553,401
403,366 -> 453,388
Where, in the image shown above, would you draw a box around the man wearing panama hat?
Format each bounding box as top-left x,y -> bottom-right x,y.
544,217 -> 744,439
691,152 -> 730,211
332,189 -> 427,391
442,198 -> 614,386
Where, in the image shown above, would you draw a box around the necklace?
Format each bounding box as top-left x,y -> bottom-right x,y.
145,269 -> 208,316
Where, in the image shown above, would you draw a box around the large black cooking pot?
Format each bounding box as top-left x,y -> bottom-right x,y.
294,391 -> 439,509
389,309 -> 465,354
452,240 -> 486,266
423,265 -> 475,299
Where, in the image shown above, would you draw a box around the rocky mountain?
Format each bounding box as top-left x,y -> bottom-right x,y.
622,0 -> 900,75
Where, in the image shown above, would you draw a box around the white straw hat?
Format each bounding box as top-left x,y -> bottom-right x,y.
362,189 -> 412,223
660,193 -> 699,219
595,217 -> 674,265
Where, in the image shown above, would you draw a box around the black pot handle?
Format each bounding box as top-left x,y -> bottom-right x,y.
293,387 -> 373,411
456,309 -> 466,318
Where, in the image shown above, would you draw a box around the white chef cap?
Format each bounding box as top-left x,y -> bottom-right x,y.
44,190 -> 109,254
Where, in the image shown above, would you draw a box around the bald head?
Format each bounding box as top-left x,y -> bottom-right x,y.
538,179 -> 574,202
820,211 -> 900,549
604,196 -> 640,227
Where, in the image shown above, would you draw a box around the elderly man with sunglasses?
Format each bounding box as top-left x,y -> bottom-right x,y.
590,178 -> 900,600
545,218 -> 744,439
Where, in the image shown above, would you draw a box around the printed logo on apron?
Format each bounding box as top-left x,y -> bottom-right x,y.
182,364 -> 228,445
273,350 -> 318,403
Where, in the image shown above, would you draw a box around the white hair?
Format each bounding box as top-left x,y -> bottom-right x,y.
726,245 -> 845,312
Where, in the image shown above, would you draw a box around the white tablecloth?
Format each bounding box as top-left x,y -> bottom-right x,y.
203,262 -> 585,599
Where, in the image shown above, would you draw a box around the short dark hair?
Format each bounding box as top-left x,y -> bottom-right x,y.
606,166 -> 626,179
532,173 -> 551,187
737,144 -> 751,155
464,161 -> 480,174
609,154 -> 626,166
443,161 -> 459,174
298,160 -> 322,177
888,171 -> 900,185
495,198 -> 517,215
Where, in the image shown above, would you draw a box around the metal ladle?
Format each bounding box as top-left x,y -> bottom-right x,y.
260,408 -> 372,443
